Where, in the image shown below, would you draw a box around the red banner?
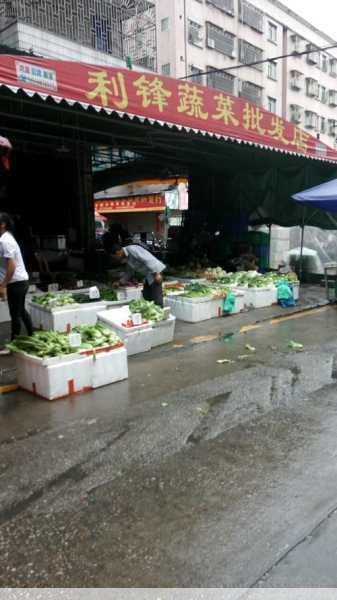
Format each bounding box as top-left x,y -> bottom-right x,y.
95,194 -> 166,213
0,54 -> 336,162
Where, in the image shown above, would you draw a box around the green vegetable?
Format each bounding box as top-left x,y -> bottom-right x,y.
288,340 -> 304,351
129,299 -> 165,322
99,289 -> 118,301
32,292 -> 76,308
7,325 -> 122,358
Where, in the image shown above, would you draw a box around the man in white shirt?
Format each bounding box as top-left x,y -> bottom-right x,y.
0,213 -> 33,345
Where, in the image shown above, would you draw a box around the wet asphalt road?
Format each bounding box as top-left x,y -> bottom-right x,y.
2,301 -> 337,586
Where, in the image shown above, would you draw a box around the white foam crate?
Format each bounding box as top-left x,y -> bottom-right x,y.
293,282 -> 300,301
165,296 -> 223,323
231,292 -> 245,315
28,301 -> 106,332
117,286 -> 143,301
15,351 -> 91,401
0,300 -> 10,323
151,315 -> 176,347
87,346 -> 128,388
236,287 -> 274,309
98,308 -> 153,356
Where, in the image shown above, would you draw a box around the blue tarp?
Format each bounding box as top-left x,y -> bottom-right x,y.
292,178 -> 337,213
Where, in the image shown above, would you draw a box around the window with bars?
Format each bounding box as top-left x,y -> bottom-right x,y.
306,43 -> 320,65
330,59 -> 337,77
329,90 -> 337,106
290,70 -> 302,90
0,0 -> 157,70
268,22 -> 277,43
290,104 -> 302,124
328,119 -> 337,136
239,80 -> 263,105
188,19 -> 204,47
306,78 -> 319,98
267,61 -> 277,80
207,68 -> 235,93
206,0 -> 235,16
190,65 -> 204,85
267,97 -> 276,113
320,86 -> 328,104
305,111 -> 319,130
238,0 -> 263,33
321,117 -> 326,134
161,63 -> 171,76
239,39 -> 263,71
206,22 -> 235,57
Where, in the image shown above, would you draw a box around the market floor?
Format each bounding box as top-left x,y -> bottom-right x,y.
2,289 -> 337,586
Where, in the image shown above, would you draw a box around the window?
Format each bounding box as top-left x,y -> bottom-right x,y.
161,63 -> 171,76
291,34 -> 304,54
206,0 -> 235,15
188,20 -> 203,47
267,97 -> 276,113
306,78 -> 319,98
306,44 -> 319,65
320,116 -> 326,134
267,61 -> 277,80
305,111 -> 319,130
329,119 -> 337,136
290,104 -> 302,124
239,0 -> 263,33
161,17 -> 169,32
239,80 -> 263,105
239,39 -> 263,70
207,68 -> 235,93
268,22 -> 277,43
320,85 -> 328,104
321,54 -> 328,72
329,90 -> 337,106
330,59 -> 337,77
190,65 -> 204,85
290,70 -> 302,90
206,22 -> 235,57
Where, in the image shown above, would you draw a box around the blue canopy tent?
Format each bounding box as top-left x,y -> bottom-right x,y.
292,178 -> 337,279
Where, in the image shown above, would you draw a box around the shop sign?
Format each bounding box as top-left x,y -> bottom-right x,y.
0,54 -> 335,161
95,194 -> 166,213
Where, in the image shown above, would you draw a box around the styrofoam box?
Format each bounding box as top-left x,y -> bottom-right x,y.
15,351 -> 91,401
117,286 -> 143,301
0,300 -> 10,323
98,308 -> 153,356
165,296 -> 223,323
151,315 -> 176,347
29,301 -> 106,332
236,287 -> 274,309
231,292 -> 245,315
89,346 -> 128,388
293,282 -> 300,301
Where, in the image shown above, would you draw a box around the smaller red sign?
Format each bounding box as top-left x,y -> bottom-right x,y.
95,194 -> 166,214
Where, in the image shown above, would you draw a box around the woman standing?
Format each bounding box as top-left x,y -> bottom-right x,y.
0,213 -> 33,348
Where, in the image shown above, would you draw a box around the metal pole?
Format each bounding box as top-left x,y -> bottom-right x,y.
299,216 -> 305,283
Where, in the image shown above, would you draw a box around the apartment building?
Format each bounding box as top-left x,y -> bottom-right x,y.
156,0 -> 337,147
0,0 -> 157,71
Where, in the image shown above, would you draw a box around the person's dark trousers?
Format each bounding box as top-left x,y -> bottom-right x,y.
7,281 -> 33,340
143,279 -> 164,307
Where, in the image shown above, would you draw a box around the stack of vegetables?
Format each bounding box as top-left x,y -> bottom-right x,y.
7,325 -> 122,358
182,282 -> 228,299
129,299 -> 166,323
32,292 -> 76,308
99,289 -> 118,302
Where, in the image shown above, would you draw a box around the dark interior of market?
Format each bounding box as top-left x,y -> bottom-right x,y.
1,86 -> 337,278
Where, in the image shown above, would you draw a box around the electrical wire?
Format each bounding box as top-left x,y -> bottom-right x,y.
180,42 -> 337,80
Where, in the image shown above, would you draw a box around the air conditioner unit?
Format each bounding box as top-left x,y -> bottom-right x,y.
208,38 -> 215,48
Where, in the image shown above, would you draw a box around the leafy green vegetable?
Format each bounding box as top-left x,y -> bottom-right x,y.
7,325 -> 122,358
32,292 -> 76,308
129,299 -> 165,322
99,289 -> 118,301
